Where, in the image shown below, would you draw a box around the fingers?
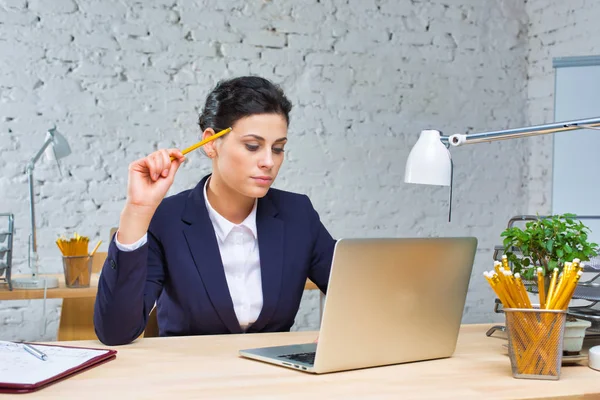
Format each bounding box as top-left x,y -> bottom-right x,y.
167,148 -> 185,162
130,149 -> 186,182
166,149 -> 185,180
158,149 -> 170,178
153,149 -> 186,181
147,152 -> 163,181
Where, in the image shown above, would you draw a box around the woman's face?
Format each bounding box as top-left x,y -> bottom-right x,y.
204,113 -> 288,199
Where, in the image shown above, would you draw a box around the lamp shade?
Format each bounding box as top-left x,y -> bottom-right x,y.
404,130 -> 451,186
44,129 -> 71,161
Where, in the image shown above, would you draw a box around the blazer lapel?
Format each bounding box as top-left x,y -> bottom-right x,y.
181,176 -> 242,334
248,194 -> 284,332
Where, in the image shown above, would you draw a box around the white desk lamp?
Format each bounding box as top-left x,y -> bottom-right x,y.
12,127 -> 72,290
404,117 -> 600,221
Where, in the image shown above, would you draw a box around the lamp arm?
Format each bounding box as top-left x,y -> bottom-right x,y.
26,132 -> 54,277
27,134 -> 54,170
447,117 -> 600,146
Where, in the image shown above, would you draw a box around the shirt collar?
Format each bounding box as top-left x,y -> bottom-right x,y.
203,177 -> 258,242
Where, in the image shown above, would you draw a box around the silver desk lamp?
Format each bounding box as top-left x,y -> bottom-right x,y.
12,127 -> 72,290
404,117 -> 600,221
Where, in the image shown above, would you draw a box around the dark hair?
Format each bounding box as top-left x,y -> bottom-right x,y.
198,76 -> 292,133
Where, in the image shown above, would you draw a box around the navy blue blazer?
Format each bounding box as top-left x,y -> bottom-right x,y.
94,175 -> 336,345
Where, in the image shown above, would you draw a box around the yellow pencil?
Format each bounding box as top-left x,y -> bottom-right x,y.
514,273 -> 532,309
501,255 -> 510,271
537,267 -> 546,308
545,268 -> 559,309
553,271 -> 583,310
170,127 -> 232,160
503,270 -> 523,308
90,240 -> 102,257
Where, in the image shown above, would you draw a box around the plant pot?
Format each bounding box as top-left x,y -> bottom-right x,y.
563,317 -> 592,353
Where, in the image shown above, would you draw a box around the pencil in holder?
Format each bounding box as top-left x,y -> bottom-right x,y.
504,307 -> 567,380
62,255 -> 92,288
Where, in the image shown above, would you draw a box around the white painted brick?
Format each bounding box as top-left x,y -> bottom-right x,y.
29,0 -> 78,14
304,52 -> 349,67
149,24 -> 185,44
228,16 -> 270,32
290,3 -> 329,24
243,31 -> 287,48
248,62 -> 275,78
334,30 -> 389,53
180,11 -> 225,29
192,28 -> 242,44
71,61 -> 117,78
0,8 -> 38,25
397,31 -> 434,47
117,36 -> 166,54
178,41 -> 218,58
219,43 -> 261,60
271,18 -> 316,35
130,6 -> 173,26
172,68 -> 196,84
189,57 -> 228,78
112,23 -> 150,38
74,33 -> 119,50
0,0 -> 28,10
378,0 -> 420,16
274,64 -> 297,78
225,59 -> 251,76
260,49 -> 304,65
288,34 -> 334,51
348,0 -> 377,13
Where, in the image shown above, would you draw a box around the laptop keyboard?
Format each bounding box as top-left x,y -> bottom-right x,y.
278,352 -> 316,365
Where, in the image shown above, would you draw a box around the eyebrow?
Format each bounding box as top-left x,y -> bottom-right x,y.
242,134 -> 288,143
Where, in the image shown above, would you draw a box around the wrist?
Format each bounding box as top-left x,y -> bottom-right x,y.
122,202 -> 156,219
118,203 -> 154,245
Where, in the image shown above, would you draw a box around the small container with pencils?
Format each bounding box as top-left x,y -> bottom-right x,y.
485,256 -> 584,380
56,234 -> 102,288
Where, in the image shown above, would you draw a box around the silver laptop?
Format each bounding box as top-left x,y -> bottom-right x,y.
239,237 -> 477,374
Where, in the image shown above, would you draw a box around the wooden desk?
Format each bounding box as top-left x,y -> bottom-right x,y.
0,273 -> 100,341
0,264 -> 322,341
0,274 -> 99,300
4,324 -> 599,399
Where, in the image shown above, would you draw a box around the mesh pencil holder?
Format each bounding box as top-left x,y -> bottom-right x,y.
504,307 -> 567,380
62,255 -> 92,288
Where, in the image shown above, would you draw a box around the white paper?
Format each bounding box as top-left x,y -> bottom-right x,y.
0,341 -> 110,385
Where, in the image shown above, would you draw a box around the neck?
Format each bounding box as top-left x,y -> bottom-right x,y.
206,175 -> 255,224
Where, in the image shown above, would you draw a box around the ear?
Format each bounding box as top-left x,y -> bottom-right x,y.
202,128 -> 217,157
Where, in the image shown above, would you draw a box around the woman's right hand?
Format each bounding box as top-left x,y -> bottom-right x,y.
118,149 -> 185,244
126,148 -> 185,209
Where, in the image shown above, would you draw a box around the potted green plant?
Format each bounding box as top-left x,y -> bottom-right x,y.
500,213 -> 598,353
501,213 -> 598,290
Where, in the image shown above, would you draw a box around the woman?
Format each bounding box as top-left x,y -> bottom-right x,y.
94,76 -> 336,345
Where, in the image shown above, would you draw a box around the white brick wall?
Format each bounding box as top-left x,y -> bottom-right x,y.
0,0 -> 535,341
525,0 -> 600,214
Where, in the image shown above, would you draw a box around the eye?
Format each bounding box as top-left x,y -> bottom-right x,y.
272,147 -> 285,155
245,144 -> 259,152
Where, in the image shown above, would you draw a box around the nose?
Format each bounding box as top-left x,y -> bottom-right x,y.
258,149 -> 274,169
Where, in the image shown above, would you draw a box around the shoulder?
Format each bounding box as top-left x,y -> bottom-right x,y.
265,187 -> 314,211
151,188 -> 193,225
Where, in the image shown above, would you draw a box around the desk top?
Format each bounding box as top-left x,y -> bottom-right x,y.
5,324 -> 599,399
0,274 -> 319,300
0,274 -> 99,300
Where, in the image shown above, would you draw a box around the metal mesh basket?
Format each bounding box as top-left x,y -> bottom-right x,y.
504,308 -> 567,380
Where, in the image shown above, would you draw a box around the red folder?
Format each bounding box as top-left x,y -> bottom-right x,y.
0,343 -> 117,394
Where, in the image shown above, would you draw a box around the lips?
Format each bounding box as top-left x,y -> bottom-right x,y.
252,176 -> 273,185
